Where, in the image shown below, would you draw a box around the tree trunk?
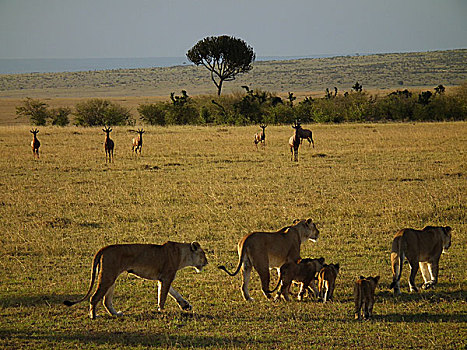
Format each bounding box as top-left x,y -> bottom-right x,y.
217,79 -> 223,96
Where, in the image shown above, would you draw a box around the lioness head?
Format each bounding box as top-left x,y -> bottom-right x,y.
293,218 -> 320,242
442,226 -> 452,253
190,242 -> 208,272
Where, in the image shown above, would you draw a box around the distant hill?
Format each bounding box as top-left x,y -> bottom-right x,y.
0,49 -> 465,98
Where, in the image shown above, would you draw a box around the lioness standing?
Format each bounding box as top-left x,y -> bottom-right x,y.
64,241 -> 208,319
389,226 -> 452,295
354,275 -> 380,320
317,263 -> 340,302
218,218 -> 320,301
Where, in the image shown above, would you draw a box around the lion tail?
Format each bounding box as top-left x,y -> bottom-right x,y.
389,236 -> 405,290
64,249 -> 103,307
266,270 -> 282,294
218,242 -> 247,277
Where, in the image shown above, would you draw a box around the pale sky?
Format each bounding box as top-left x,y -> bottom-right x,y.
0,0 -> 466,59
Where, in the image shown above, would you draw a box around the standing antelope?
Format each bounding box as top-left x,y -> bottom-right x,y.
30,129 -> 40,159
132,128 -> 145,155
254,124 -> 267,149
297,127 -> 315,148
289,121 -> 301,161
103,126 -> 114,163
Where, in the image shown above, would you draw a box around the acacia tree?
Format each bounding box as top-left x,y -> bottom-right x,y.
186,36 -> 255,95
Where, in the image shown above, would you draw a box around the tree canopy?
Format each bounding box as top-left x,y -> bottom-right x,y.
186,36 -> 255,95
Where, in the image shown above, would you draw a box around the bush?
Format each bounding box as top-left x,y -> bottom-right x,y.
138,103 -> 166,125
135,85 -> 466,126
265,103 -> 296,124
165,102 -> 201,125
367,91 -> 416,121
16,98 -> 49,126
163,91 -> 203,125
50,107 -> 71,126
366,85 -> 466,122
74,99 -> 134,126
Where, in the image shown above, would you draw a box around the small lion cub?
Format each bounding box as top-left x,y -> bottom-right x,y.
354,275 -> 380,320
317,263 -> 340,302
274,257 -> 325,301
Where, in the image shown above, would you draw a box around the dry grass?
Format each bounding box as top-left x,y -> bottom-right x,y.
0,123 -> 465,349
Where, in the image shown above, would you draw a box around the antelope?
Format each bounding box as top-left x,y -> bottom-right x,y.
254,124 -> 267,149
289,121 -> 301,161
297,127 -> 315,148
132,128 -> 145,155
30,129 -> 40,159
103,126 -> 114,163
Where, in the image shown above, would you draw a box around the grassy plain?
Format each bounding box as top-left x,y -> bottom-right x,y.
0,123 -> 465,349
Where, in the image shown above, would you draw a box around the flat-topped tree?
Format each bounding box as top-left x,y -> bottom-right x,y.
186,36 -> 255,95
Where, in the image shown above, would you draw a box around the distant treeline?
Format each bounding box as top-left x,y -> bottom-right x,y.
17,83 -> 467,126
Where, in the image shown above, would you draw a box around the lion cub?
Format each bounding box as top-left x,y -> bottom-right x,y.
271,257 -> 325,301
354,275 -> 380,320
317,263 -> 340,302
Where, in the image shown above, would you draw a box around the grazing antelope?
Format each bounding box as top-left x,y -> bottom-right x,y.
30,129 -> 40,159
132,128 -> 145,155
254,124 -> 267,149
297,127 -> 315,148
289,121 -> 301,161
103,126 -> 114,163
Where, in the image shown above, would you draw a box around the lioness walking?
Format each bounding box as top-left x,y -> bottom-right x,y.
64,241 -> 208,319
389,226 -> 451,295
218,219 -> 319,301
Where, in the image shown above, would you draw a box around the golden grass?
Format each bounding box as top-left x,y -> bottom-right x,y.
0,123 -> 465,349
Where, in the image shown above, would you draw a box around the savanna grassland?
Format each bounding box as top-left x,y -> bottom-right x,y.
0,123 -> 465,349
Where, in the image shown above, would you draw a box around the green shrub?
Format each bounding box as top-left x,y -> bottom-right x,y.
74,99 -> 133,126
367,91 -> 416,121
135,85 -> 467,125
137,103 -> 166,125
366,85 -> 466,122
50,107 -> 71,126
16,98 -> 50,126
265,103 -> 296,124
